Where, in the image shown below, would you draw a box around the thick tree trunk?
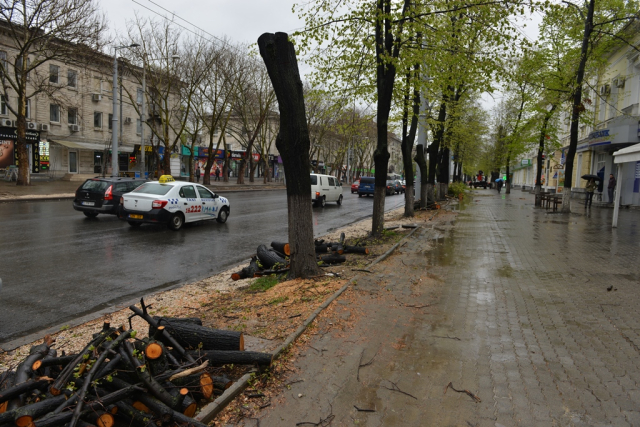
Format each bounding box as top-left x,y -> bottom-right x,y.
258,32 -> 319,279
563,0 -> 595,212
149,321 -> 243,352
236,159 -> 246,184
414,144 -> 428,208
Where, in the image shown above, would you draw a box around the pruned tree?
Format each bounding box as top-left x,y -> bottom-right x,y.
226,57 -> 275,184
258,32 -> 319,279
0,0 -> 107,185
125,17 -> 211,176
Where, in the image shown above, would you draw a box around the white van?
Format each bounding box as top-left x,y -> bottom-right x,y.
310,173 -> 343,207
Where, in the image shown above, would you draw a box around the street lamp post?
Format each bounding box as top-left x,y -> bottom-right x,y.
111,44 -> 139,177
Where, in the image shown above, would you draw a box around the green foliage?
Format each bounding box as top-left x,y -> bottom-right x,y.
249,275 -> 280,292
448,182 -> 468,198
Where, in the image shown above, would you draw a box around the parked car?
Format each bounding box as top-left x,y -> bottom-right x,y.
358,177 -> 375,197
393,180 -> 404,194
385,180 -> 396,195
351,180 -> 360,194
73,177 -> 147,218
310,173 -> 343,207
119,176 -> 230,230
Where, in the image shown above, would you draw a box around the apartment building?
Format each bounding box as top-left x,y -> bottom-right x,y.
0,26 -> 178,180
554,35 -> 640,206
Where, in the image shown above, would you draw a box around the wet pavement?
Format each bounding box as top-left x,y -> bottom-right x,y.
252,190 -> 640,426
0,177 -> 286,201
0,190 -> 405,347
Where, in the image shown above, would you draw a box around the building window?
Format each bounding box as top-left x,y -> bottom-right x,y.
136,118 -> 142,134
0,51 -> 6,77
50,104 -> 60,122
49,65 -> 59,84
67,70 -> 77,88
16,56 -> 30,80
137,88 -> 143,105
0,96 -> 7,115
108,113 -> 113,130
25,99 -> 31,119
94,111 -> 102,128
68,108 -> 77,125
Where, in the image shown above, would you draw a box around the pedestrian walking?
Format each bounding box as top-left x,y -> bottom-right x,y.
195,165 -> 201,183
608,173 -> 616,203
496,179 -> 503,194
585,178 -> 596,207
215,168 -> 220,181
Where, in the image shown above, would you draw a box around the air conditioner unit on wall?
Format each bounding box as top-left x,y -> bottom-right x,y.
69,124 -> 80,132
616,77 -> 625,88
600,84 -> 611,96
92,93 -> 102,102
39,123 -> 49,132
26,122 -> 38,130
1,118 -> 13,127
124,117 -> 132,125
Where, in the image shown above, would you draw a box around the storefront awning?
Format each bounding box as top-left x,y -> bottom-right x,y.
613,143 -> 640,164
51,140 -> 134,153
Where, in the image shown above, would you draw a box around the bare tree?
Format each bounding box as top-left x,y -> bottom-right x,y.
125,17 -> 211,176
0,0 -> 107,185
226,58 -> 275,184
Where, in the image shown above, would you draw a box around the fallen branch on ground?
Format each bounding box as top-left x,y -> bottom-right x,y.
444,382 -> 481,403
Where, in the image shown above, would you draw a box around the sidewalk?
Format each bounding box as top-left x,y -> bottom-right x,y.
250,190 -> 640,426
0,177 -> 285,202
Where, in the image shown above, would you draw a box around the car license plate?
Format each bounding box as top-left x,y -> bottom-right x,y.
128,214 -> 143,219
81,201 -> 95,206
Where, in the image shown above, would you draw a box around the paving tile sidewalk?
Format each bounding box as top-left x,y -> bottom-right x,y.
248,191 -> 640,426
0,178 -> 285,201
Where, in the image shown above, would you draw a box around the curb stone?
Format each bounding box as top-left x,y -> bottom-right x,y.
194,225 -> 421,423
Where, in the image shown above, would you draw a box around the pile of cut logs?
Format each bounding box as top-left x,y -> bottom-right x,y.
231,233 -> 369,281
0,299 -> 272,427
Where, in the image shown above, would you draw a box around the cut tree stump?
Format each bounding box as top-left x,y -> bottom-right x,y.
257,244 -> 287,269
149,321 -> 244,352
271,241 -> 290,256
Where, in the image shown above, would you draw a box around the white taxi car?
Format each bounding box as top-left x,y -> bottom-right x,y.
119,176 -> 230,230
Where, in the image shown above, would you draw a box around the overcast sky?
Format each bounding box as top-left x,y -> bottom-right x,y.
101,0 -> 541,113
101,0 -> 305,47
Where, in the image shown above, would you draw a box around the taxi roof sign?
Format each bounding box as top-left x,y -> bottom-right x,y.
159,175 -> 175,183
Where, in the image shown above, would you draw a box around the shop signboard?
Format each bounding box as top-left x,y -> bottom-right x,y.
199,148 -> 225,159
0,127 -> 40,172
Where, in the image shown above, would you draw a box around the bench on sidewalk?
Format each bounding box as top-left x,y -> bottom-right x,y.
535,191 -> 551,206
536,192 -> 562,211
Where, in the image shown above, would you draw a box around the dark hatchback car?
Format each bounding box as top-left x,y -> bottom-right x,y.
73,177 -> 147,218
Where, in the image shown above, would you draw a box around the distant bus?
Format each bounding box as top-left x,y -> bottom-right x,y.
387,173 -> 402,181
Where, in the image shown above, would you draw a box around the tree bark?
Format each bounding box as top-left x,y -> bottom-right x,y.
258,32 -> 319,279
150,321 -> 244,352
535,105 -> 557,204
414,144 -> 428,207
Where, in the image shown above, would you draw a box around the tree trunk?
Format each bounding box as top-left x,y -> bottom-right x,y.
506,153 -> 511,194
149,322 -> 243,352
236,159 -> 246,184
258,32 -> 319,279
414,144 -> 428,208
535,105 -> 556,205
563,0 -> 595,212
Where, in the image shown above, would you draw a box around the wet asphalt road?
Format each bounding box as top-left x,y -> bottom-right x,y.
0,190 -> 405,345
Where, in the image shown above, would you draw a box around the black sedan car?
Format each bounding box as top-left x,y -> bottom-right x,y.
73,177 -> 147,217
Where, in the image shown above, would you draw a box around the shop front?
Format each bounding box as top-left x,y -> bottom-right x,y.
49,140 -> 135,177
573,116 -> 640,203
